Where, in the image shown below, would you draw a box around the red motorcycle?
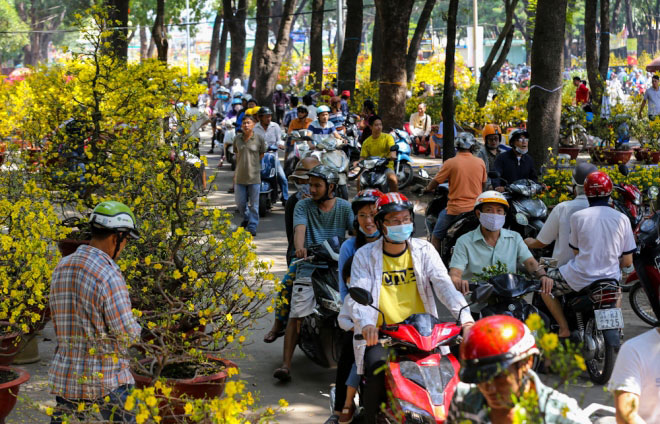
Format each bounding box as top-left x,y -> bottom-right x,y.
629,213 -> 660,326
346,285 -> 492,423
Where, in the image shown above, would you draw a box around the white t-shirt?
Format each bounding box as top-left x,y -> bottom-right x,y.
608,329 -> 660,423
254,122 -> 282,149
305,105 -> 317,121
536,195 -> 589,267
644,86 -> 660,116
559,206 -> 636,291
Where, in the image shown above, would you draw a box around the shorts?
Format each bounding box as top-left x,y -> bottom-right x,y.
547,269 -> 574,296
290,277 -> 316,318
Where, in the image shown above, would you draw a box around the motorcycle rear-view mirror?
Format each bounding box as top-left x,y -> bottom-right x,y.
349,287 -> 373,306
618,163 -> 629,177
471,283 -> 494,304
390,144 -> 400,152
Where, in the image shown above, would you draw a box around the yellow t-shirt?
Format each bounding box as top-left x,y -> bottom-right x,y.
361,133 -> 395,169
378,249 -> 425,325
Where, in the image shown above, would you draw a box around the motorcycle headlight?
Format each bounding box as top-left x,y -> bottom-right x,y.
649,186 -> 659,200
398,400 -> 435,424
321,298 -> 341,313
634,191 -> 642,206
515,212 -> 529,226
363,158 -> 378,169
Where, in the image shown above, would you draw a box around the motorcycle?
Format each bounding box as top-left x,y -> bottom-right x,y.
629,212 -> 660,327
468,274 -> 548,323
533,259 -> 623,385
341,114 -> 362,163
559,107 -> 589,149
284,131 -> 313,177
390,128 -> 415,189
337,284 -> 493,423
291,237 -> 343,368
497,176 -> 549,244
259,146 -> 279,217
356,156 -> 391,193
612,164 -> 643,231
222,121 -> 238,170
317,137 -> 350,200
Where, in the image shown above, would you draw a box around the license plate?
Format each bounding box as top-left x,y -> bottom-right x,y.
594,308 -> 624,330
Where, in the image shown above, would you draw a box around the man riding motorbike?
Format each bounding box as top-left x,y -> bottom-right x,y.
345,192 -> 474,424
493,129 -> 538,191
541,171 -> 636,339
524,162 -> 597,266
357,115 -> 398,192
424,132 -> 487,253
449,315 -> 591,423
273,165 -> 354,382
477,124 -> 505,186
449,191 -> 554,295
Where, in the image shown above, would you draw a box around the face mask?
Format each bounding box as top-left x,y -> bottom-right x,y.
295,183 -> 310,197
233,105 -> 241,112
479,213 -> 506,232
359,227 -> 380,238
220,94 -> 229,100
515,147 -> 528,155
384,223 -> 413,243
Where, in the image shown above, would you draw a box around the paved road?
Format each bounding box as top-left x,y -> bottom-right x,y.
8,128 -> 652,423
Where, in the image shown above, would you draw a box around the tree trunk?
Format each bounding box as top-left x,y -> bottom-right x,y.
585,0 -> 602,107
208,13 -> 223,73
218,21 -> 229,83
405,0 -> 437,83
527,0 -> 568,171
152,0 -> 168,62
225,0 -> 248,83
139,25 -> 149,61
625,0 -> 635,37
40,33 -> 51,63
375,0 -> 414,130
104,0 -> 130,60
147,35 -> 156,59
599,0 -> 610,83
254,0 -> 298,105
611,0 -> 621,30
310,0 -> 325,90
476,0 -> 518,107
442,0 -> 459,161
370,12 -> 383,82
337,0 -> 363,94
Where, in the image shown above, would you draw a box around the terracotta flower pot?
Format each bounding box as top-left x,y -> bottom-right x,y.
57,238 -> 90,257
0,325 -> 22,366
605,150 -> 633,165
588,147 -> 608,164
646,151 -> 660,164
634,147 -> 649,162
558,146 -> 581,160
131,356 -> 237,423
0,366 -> 30,424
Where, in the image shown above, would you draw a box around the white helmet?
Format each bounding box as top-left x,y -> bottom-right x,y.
276,84 -> 283,91
474,190 -> 509,212
455,132 -> 476,150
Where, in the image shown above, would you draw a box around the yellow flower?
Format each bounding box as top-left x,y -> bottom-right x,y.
124,395 -> 135,411
77,402 -> 85,412
574,354 -> 587,371
539,333 -> 559,352
525,313 -> 543,332
184,402 -> 194,415
45,407 -> 54,416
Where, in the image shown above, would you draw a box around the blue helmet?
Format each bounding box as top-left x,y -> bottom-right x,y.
232,98 -> 242,105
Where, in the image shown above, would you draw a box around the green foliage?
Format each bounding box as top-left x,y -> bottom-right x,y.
0,0 -> 28,60
472,261 -> 510,282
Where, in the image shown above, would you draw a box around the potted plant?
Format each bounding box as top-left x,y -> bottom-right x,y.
0,365 -> 30,424
589,114 -> 634,165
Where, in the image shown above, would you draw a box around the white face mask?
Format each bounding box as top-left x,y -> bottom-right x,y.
515,147 -> 528,155
479,213 -> 506,232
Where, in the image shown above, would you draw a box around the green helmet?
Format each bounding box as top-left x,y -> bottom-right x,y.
89,201 -> 140,239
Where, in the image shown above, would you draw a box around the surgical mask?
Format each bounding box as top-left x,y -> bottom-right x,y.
515,147 -> 528,155
384,223 -> 413,243
479,213 -> 506,232
295,183 -> 310,197
233,105 -> 241,112
220,94 -> 229,100
359,227 -> 380,238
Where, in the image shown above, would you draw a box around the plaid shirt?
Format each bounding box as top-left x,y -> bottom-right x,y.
48,245 -> 141,399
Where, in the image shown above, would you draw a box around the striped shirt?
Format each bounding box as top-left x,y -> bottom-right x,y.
48,244 -> 141,399
293,197 -> 353,248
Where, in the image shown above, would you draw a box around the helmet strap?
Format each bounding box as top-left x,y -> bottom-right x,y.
112,232 -> 128,260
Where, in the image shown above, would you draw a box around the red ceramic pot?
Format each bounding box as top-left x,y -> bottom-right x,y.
131,356 -> 237,423
558,146 -> 581,159
634,147 -> 649,162
0,325 -> 21,366
57,238 -> 90,257
0,366 -> 30,424
647,151 -> 660,164
604,150 -> 633,165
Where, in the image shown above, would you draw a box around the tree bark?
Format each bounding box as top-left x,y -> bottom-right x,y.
611,0 -> 622,31
139,25 -> 149,61
147,35 -> 156,59
585,0 -> 602,107
375,0 -> 414,130
224,0 -> 248,83
624,0 -> 635,37
476,0 -> 518,107
442,0 -> 459,161
104,0 -> 130,60
253,0 -> 298,105
208,12 -> 223,73
527,0 -> 568,171
310,0 -> 325,90
405,0 -> 437,83
218,21 -> 229,83
152,0 -> 168,62
337,0 -> 363,94
370,12 -> 383,82
599,0 -> 610,83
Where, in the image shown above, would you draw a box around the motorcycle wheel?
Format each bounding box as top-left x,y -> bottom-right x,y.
585,317 -> 616,385
284,156 -> 298,177
630,282 -> 660,326
258,194 -> 270,217
396,162 -> 414,189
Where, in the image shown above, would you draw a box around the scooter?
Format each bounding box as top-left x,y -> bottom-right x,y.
533,258 -> 623,385
317,137 -> 350,200
559,106 -> 589,149
612,164 -> 643,231
497,176 -> 549,246
259,146 -> 279,217
284,131 -> 313,177
338,284 -> 493,423
341,114 -> 362,163
356,156 -> 391,193
629,212 -> 660,327
390,128 -> 414,189
222,121 -> 238,170
291,237 -> 343,368
468,274 -> 548,323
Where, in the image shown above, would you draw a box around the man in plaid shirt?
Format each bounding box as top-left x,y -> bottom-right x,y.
49,201 -> 141,423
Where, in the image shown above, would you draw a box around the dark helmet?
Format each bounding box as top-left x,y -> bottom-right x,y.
509,129 -> 529,146
307,164 -> 339,185
351,189 -> 384,215
257,106 -> 273,116
572,162 -> 598,186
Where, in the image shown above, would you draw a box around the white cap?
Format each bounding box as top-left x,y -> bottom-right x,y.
276,84 -> 283,91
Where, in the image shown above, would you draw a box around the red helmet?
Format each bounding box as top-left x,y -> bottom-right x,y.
375,192 -> 413,221
583,171 -> 613,198
459,315 -> 539,384
341,90 -> 351,98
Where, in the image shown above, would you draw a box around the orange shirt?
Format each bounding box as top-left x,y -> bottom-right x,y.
288,117 -> 313,134
432,151 -> 487,215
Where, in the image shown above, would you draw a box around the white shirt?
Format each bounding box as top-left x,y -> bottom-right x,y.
559,206 -> 636,291
608,329 -> 660,423
305,105 -> 317,121
536,195 -> 589,267
644,86 -> 660,116
254,122 -> 282,149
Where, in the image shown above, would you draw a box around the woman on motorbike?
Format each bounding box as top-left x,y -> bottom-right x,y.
325,190 -> 383,424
